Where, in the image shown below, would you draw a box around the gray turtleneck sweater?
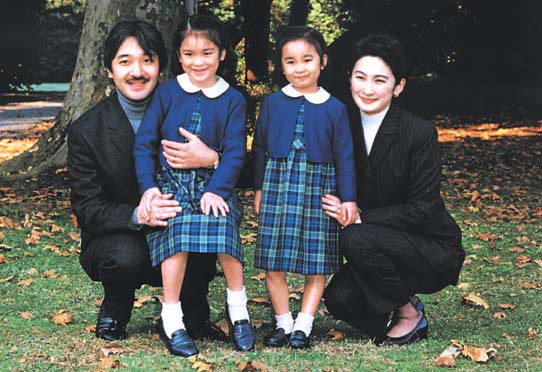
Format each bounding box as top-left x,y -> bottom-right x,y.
116,88 -> 152,134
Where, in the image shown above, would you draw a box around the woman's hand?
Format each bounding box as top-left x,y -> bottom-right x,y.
201,192 -> 230,217
339,201 -> 359,227
162,127 -> 219,169
322,194 -> 359,227
137,192 -> 182,227
253,190 -> 262,215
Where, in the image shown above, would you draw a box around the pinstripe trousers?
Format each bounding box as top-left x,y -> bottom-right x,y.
324,223 -> 447,337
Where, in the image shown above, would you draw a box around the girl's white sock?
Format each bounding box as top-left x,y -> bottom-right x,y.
161,301 -> 185,338
226,287 -> 249,323
275,311 -> 294,334
293,312 -> 314,336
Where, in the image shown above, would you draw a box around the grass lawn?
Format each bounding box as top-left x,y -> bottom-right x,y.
0,112 -> 541,371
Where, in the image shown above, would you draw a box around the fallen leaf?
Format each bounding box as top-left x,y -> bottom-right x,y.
494,312 -> 506,319
0,216 -> 15,228
534,260 -> 542,267
133,295 -> 153,308
498,304 -> 516,310
528,327 -> 539,339
18,278 -> 33,287
101,344 -> 129,357
95,299 -> 103,307
70,215 -> 78,228
44,245 -> 60,254
84,325 -> 96,332
98,357 -> 123,369
50,224 -> 64,233
0,275 -> 15,283
0,232 -> 4,240
250,272 -> 266,281
461,293 -> 489,309
51,310 -> 72,325
251,319 -> 269,329
0,255 -> 8,264
508,247 -> 524,253
249,297 -> 270,305
68,231 -> 80,242
327,328 -> 344,341
20,312 -> 33,319
192,360 -> 214,372
462,345 -> 494,363
522,281 -> 538,289
236,361 -> 267,372
292,285 -> 305,293
435,345 -> 459,368
43,270 -> 57,278
216,319 -> 229,335
288,293 -> 301,300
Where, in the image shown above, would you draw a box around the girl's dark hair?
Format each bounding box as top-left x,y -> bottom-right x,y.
273,26 -> 328,86
104,19 -> 167,72
172,13 -> 236,81
351,33 -> 409,83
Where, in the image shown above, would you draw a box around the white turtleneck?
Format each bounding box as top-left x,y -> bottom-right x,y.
360,106 -> 390,155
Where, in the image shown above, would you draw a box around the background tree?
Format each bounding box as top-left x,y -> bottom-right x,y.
242,0 -> 273,82
0,0 -> 186,181
288,0 -> 310,26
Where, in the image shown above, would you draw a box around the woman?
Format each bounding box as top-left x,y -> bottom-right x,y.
322,34 -> 465,346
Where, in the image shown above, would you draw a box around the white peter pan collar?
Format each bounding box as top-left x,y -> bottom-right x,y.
281,84 -> 330,104
176,73 -> 229,98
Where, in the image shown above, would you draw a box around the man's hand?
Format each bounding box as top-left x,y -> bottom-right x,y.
162,127 -> 219,169
200,192 -> 229,218
339,201 -> 359,227
253,190 -> 262,215
137,192 -> 182,227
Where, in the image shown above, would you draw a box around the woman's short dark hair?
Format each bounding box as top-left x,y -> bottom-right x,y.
103,19 -> 168,73
274,26 -> 328,86
172,13 -> 235,80
351,33 -> 409,83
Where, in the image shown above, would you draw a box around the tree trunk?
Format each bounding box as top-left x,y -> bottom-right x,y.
242,0 -> 272,82
0,0 -> 185,182
288,0 -> 310,26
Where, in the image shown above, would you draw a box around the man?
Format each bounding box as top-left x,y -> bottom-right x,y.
68,19 -> 223,342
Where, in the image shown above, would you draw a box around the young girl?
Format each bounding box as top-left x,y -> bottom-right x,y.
252,26 -> 358,349
134,14 -> 254,356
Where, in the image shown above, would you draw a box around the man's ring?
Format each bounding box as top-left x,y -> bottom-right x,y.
156,213 -> 161,220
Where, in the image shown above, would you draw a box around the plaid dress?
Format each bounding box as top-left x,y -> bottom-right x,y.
255,100 -> 340,275
147,93 -> 243,266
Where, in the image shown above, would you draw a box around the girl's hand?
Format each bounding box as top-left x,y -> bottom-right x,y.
339,201 -> 359,227
253,190 -> 262,215
201,192 -> 229,217
139,187 -> 162,221
322,193 -> 342,223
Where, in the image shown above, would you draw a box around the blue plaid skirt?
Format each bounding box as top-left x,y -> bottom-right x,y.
147,166 -> 243,266
255,156 -> 341,275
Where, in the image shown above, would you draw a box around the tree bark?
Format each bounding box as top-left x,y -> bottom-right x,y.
242,0 -> 272,82
0,0 -> 185,182
288,0 -> 310,26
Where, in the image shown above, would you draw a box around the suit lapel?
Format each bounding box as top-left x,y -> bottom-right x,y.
107,93 -> 135,161
347,102 -> 371,179
367,105 -> 400,170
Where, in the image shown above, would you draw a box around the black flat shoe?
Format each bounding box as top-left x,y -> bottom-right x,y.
375,308 -> 428,347
230,319 -> 256,351
160,324 -> 198,357
187,320 -> 229,343
290,330 -> 311,349
96,306 -> 127,341
263,328 -> 291,347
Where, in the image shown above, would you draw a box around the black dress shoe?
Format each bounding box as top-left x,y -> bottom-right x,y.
187,320 -> 229,343
96,306 -> 127,341
290,330 -> 311,349
376,302 -> 428,347
160,324 -> 198,357
230,319 -> 256,351
263,328 -> 290,347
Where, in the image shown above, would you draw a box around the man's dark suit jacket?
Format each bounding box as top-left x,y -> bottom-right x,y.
68,93 -> 145,276
347,103 -> 465,285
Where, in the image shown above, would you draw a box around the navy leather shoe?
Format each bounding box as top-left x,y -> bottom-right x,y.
96,306 -> 127,341
160,323 -> 198,357
230,319 -> 256,351
263,328 -> 290,347
376,298 -> 428,347
290,330 -> 311,349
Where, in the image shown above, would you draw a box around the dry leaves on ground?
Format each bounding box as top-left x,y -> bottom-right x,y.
51,310 -> 73,325
236,360 -> 268,372
461,293 -> 489,309
436,340 -> 497,368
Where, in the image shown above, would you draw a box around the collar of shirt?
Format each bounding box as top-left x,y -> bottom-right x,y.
176,73 -> 229,98
281,84 -> 330,104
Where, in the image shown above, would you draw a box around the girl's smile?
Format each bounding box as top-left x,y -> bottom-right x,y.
281,39 -> 327,94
